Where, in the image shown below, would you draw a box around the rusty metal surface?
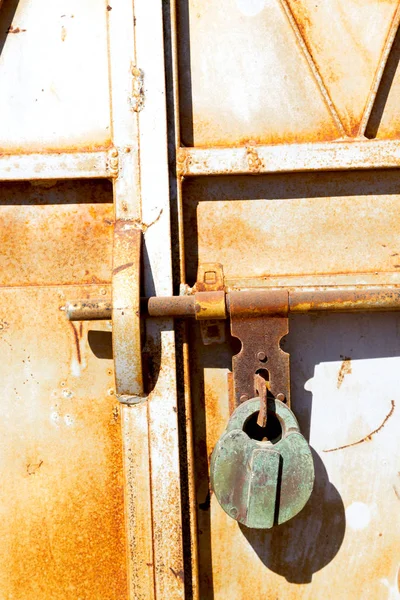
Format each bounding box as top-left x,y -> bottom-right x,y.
173,0 -> 400,596
0,180 -> 113,287
183,171 -> 400,287
0,285 -> 127,599
178,0 -> 340,147
227,290 -> 289,317
284,0 -> 400,138
66,298 -> 112,321
177,0 -> 400,148
195,264 -> 226,345
178,140 -> 400,177
134,0 -> 185,595
0,0 -> 111,153
147,295 -> 195,318
66,286 -> 400,323
0,151 -> 113,181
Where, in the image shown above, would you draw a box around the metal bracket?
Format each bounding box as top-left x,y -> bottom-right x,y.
194,263 -> 226,345
229,290 -> 290,412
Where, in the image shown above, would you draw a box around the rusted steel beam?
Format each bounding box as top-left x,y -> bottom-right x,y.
178,139 -> 400,177
66,287 -> 400,321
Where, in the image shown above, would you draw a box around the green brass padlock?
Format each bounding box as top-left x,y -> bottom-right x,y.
210,397 -> 314,529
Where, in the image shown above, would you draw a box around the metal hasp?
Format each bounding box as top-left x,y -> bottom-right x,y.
210,398 -> 314,529
229,290 -> 290,409
210,289 -> 314,529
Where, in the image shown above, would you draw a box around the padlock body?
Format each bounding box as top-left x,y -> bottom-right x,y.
210,398 -> 314,529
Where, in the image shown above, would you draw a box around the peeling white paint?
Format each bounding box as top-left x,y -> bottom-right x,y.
64,414 -> 74,426
346,502 -> 371,530
70,358 -> 81,377
236,0 -> 266,17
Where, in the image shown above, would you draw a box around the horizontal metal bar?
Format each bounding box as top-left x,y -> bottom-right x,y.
289,288 -> 400,312
66,296 -> 197,321
0,150 -> 113,181
178,139 -> 400,177
65,286 -> 400,321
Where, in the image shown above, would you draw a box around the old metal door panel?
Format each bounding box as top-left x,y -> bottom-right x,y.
189,313 -> 400,599
177,0 -> 340,147
0,0 -> 111,152
182,171 -> 400,287
178,0 -> 400,146
0,180 -> 113,287
285,0 -> 400,137
0,0 -> 185,596
167,0 -> 400,597
0,286 -> 127,599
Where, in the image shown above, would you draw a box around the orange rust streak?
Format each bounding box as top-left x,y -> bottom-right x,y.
68,321 -> 81,364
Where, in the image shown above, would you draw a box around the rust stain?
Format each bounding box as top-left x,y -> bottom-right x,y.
0,319 -> 9,332
112,262 -> 134,276
26,460 -> 43,475
130,66 -> 145,112
61,25 -> 66,41
337,356 -> 352,388
170,567 -> 185,583
7,26 -> 26,33
2,287 -> 128,599
324,400 -> 395,452
0,141 -> 113,156
246,146 -> 264,173
68,321 -> 81,364
133,208 -> 164,233
0,180 -> 113,287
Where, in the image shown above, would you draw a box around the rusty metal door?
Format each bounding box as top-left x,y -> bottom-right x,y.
3,1 -> 400,599
163,1 -> 400,598
0,1 -> 184,598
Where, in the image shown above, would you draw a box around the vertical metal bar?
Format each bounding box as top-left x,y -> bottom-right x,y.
170,2 -> 200,595
107,2 -> 155,599
134,0 -> 185,598
170,0 -> 187,286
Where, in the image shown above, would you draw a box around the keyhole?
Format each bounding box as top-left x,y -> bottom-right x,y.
243,411 -> 282,443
